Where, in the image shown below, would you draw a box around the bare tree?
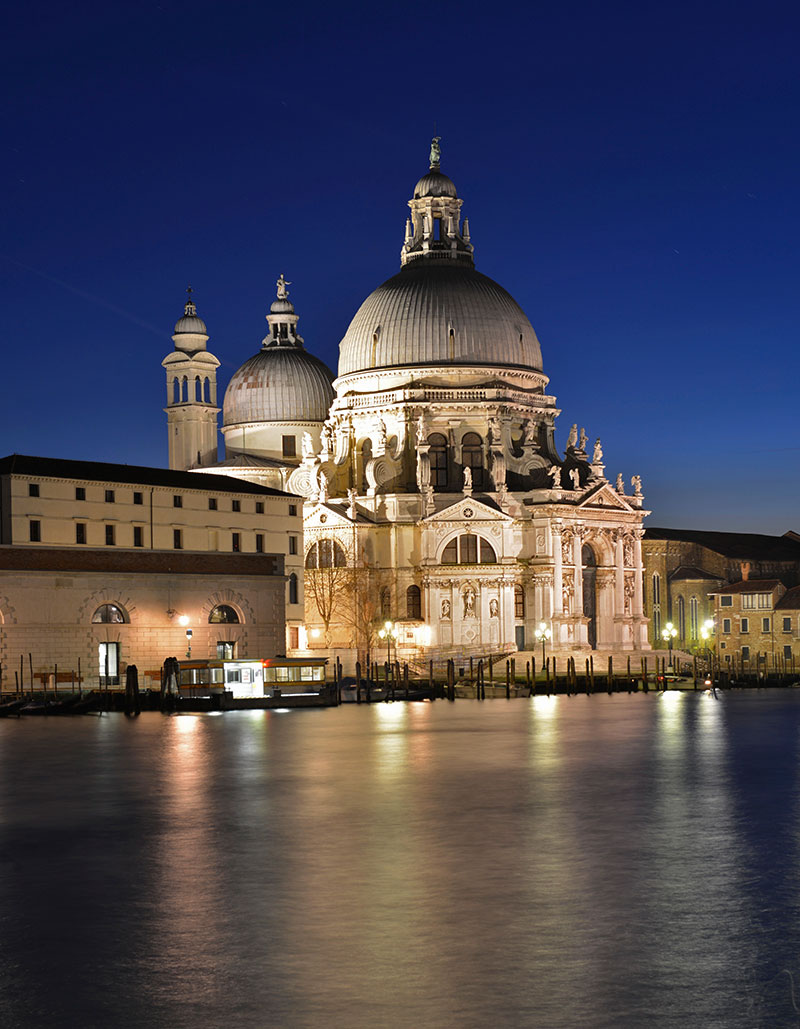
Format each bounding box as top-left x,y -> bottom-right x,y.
341,559 -> 394,667
304,537 -> 351,646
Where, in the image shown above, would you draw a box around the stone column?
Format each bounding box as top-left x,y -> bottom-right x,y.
572,532 -> 584,615
552,525 -> 563,615
633,530 -> 644,618
615,532 -> 625,618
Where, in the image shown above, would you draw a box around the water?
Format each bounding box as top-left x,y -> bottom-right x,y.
1,692 -> 800,1028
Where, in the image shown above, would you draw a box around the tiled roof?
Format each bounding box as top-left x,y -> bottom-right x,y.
669,565 -> 724,582
709,579 -> 783,595
644,527 -> 800,561
776,587 -> 800,610
0,454 -> 297,498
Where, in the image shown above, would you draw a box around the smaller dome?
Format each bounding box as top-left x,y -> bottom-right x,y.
413,170 -> 458,199
174,313 -> 208,335
270,298 -> 295,315
223,347 -> 335,425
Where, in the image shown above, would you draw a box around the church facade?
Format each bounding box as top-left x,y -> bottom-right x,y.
164,141 -> 651,662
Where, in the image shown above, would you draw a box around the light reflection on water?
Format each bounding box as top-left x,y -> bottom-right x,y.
1,694 -> 800,1026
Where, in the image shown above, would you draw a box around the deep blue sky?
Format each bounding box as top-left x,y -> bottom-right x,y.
2,0 -> 799,533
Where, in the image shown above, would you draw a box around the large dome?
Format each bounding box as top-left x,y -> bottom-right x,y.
337,261 -> 543,376
223,347 -> 335,425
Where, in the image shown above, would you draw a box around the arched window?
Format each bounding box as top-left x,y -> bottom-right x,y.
305,540 -> 347,568
652,573 -> 661,640
203,377 -> 211,403
406,585 -> 421,619
678,596 -> 686,641
181,376 -> 188,402
380,587 -> 391,618
172,377 -> 180,403
209,604 -> 239,624
514,585 -> 525,620
195,375 -> 202,401
428,433 -> 448,489
690,596 -> 699,640
441,534 -> 497,565
92,603 -> 127,624
288,573 -> 298,605
461,433 -> 483,490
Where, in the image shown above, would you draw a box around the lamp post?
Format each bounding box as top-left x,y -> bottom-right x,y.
185,628 -> 193,659
537,621 -> 551,672
662,621 -> 678,671
378,620 -> 398,680
700,618 -> 715,679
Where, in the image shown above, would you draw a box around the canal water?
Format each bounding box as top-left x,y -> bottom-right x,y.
1,691 -> 799,1028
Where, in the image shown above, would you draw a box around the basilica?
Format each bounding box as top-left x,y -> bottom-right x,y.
163,140 -> 651,663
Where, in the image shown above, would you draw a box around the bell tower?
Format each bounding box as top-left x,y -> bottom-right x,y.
162,287 -> 220,470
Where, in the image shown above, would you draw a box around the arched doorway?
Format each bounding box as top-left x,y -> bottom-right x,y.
582,544 -> 597,649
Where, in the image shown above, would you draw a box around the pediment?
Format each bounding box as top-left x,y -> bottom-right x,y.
422,496 -> 514,525
577,483 -> 634,511
304,503 -> 354,529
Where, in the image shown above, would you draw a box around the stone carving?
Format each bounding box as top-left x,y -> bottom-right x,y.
631,475 -> 643,497
463,466 -> 472,493
624,573 -> 635,614
536,534 -> 545,551
593,438 -> 603,464
463,587 -> 476,618
416,414 -> 426,444
441,598 -> 451,620
347,488 -> 358,520
276,273 -> 291,299
317,471 -> 328,504
378,419 -> 388,448
623,536 -> 634,567
616,473 -> 624,493
548,464 -> 562,487
561,532 -> 573,564
569,468 -> 581,490
463,508 -> 474,518
488,415 -> 501,446
562,582 -> 573,614
489,598 -> 499,618
567,424 -> 578,449
416,448 -> 430,490
321,422 -> 334,457
579,427 -> 588,452
301,431 -> 315,459
430,135 -> 441,167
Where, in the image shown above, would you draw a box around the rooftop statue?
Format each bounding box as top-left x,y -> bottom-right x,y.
430,135 -> 441,168
276,273 -> 291,300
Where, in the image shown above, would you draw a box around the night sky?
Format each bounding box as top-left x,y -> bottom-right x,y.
3,1 -> 799,533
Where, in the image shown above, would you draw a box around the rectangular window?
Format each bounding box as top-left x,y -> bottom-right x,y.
289,504 -> 297,516
173,495 -> 182,508
762,617 -> 771,633
217,641 -> 235,660
720,596 -> 733,607
784,645 -> 793,661
289,535 -> 298,555
75,486 -> 86,501
105,525 -> 115,546
742,594 -> 755,609
76,523 -> 86,545
723,618 -> 731,634
98,642 -> 120,686
758,594 -> 771,609
255,533 -> 264,553
741,646 -> 750,660
256,502 -> 264,514
29,520 -> 41,542
133,491 -> 143,505
173,529 -> 182,550
461,535 -> 478,563
741,617 -> 749,633
232,532 -> 240,552
282,435 -> 296,458
232,500 -> 241,512
209,498 -> 217,511
28,483 -> 39,497
289,626 -> 299,650
784,617 -> 792,633
133,526 -> 143,547
105,489 -> 115,503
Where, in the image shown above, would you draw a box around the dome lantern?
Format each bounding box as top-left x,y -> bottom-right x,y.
172,284 -> 209,351
402,137 -> 474,268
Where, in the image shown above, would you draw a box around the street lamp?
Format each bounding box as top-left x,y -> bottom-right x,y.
662,621 -> 678,671
185,628 -> 193,659
378,620 -> 399,669
537,621 -> 552,670
700,618 -> 715,677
